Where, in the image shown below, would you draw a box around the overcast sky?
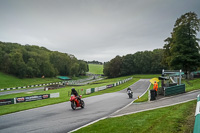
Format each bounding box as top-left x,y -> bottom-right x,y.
0,0 -> 200,62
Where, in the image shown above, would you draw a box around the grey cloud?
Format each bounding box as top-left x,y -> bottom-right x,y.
0,0 -> 200,62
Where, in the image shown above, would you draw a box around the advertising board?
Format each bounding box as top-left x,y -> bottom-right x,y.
0,99 -> 14,105
16,94 -> 50,103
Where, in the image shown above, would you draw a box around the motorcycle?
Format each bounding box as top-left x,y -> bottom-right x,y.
127,90 -> 133,98
70,95 -> 85,110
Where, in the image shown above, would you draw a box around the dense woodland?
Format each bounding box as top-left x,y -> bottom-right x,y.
103,49 -> 167,77
104,12 -> 200,78
88,60 -> 103,65
0,42 -> 88,78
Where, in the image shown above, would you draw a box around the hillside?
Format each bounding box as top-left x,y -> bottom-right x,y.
88,64 -> 103,75
0,71 -> 61,89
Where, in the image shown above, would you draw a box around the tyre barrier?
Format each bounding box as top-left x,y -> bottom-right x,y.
194,94 -> 200,133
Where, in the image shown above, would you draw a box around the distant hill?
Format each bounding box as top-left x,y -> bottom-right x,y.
88,64 -> 103,75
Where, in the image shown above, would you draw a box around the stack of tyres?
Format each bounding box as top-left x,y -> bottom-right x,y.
150,89 -> 156,100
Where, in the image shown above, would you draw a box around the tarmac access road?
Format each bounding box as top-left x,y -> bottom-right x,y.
110,89 -> 200,118
0,79 -> 150,133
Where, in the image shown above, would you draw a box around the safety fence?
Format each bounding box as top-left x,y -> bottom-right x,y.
194,94 -> 200,133
0,92 -> 59,106
68,77 -> 133,96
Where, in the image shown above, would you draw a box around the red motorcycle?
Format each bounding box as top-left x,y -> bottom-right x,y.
69,95 -> 85,110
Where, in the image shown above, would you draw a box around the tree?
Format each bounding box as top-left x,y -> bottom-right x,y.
78,60 -> 88,75
109,56 -> 122,78
151,49 -> 167,74
70,63 -> 79,77
121,54 -> 135,76
103,61 -> 111,77
9,51 -> 27,78
163,12 -> 200,78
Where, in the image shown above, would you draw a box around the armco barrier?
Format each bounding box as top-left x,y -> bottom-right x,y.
194,94 -> 200,133
164,84 -> 185,96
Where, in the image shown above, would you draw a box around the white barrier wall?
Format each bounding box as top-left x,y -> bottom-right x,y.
86,89 -> 91,94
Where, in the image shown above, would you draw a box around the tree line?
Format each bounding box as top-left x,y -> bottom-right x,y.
104,12 -> 200,78
88,60 -> 103,65
0,42 -> 89,78
103,49 -> 167,78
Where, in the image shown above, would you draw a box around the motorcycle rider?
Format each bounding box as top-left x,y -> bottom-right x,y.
127,87 -> 132,93
71,88 -> 81,102
127,87 -> 133,98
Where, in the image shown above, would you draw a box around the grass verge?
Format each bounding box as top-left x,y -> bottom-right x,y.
134,90 -> 149,102
75,100 -> 196,133
182,78 -> 200,92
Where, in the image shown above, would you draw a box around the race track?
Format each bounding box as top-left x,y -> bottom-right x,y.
0,79 -> 150,133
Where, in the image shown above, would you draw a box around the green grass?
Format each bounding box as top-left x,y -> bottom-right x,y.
75,100 -> 196,133
0,71 -> 61,89
134,90 -> 149,102
182,78 -> 200,92
88,64 -> 103,74
0,75 -> 137,115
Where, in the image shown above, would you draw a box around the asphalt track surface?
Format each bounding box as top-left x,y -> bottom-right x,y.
0,79 -> 150,133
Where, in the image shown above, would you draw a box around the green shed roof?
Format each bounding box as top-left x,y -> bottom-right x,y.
58,76 -> 71,80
